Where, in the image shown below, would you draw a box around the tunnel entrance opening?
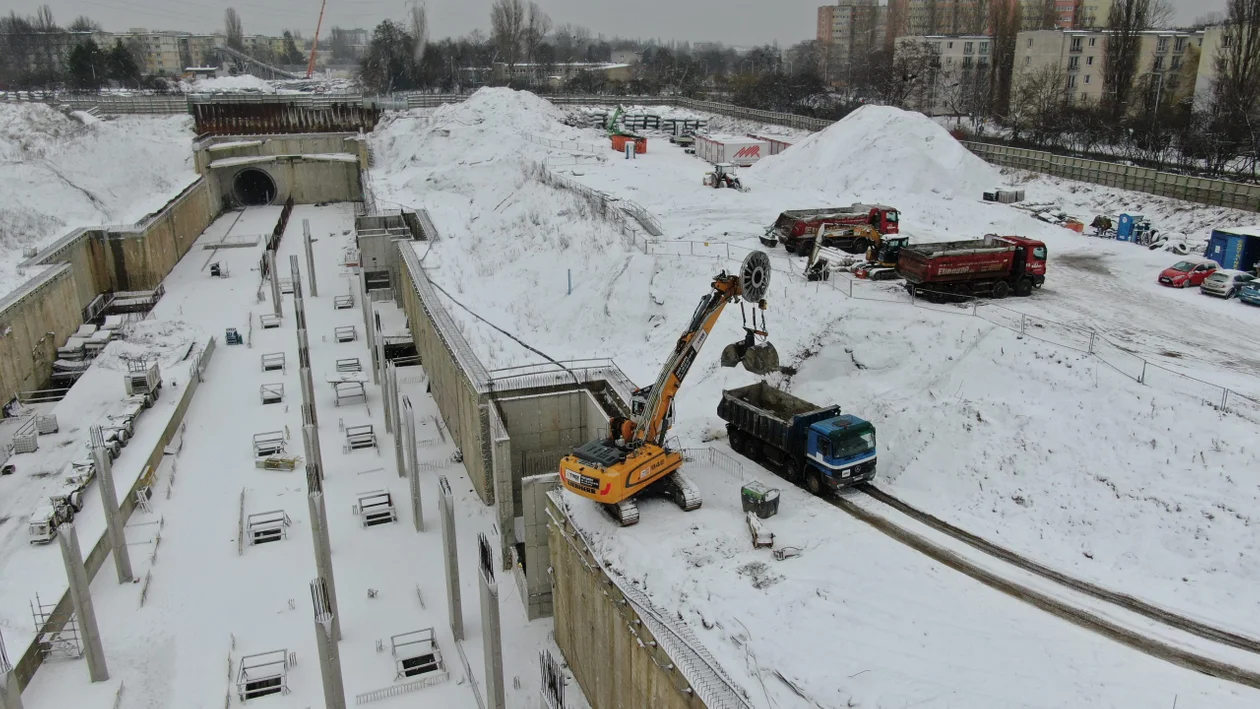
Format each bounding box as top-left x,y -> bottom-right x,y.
233,168 -> 277,206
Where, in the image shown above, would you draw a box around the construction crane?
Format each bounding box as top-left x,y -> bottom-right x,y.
307,0 -> 327,79
558,252 -> 779,526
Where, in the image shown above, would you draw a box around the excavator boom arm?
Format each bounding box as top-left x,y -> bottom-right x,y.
635,277 -> 741,444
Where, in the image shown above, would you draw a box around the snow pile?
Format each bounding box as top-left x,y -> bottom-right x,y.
93,319 -> 202,372
373,87 -> 570,175
0,103 -> 196,295
750,105 -> 1001,200
0,102 -> 84,160
182,74 -> 278,94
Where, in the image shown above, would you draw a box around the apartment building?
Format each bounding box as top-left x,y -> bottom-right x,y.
818,0 -> 889,69
1014,28 -> 1202,109
888,0 -> 988,37
896,34 -> 992,114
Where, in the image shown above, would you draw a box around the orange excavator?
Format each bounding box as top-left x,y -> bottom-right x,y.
558,252 -> 779,525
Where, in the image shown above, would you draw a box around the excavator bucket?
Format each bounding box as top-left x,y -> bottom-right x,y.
720,339 -> 780,374
742,342 -> 780,374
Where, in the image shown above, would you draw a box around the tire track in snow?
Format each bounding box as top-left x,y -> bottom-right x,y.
824,486 -> 1260,691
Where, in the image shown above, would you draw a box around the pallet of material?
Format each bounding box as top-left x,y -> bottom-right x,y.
356,490 -> 396,527
261,352 -> 286,372
260,383 -> 284,405
334,326 -> 357,343
260,314 -> 282,329
336,357 -> 362,373
255,455 -> 301,471
333,295 -> 355,310
344,425 -> 377,453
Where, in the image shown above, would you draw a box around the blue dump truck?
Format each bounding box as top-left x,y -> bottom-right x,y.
718,382 -> 876,496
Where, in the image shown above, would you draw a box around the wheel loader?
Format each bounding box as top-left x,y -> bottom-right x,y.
558,252 -> 779,526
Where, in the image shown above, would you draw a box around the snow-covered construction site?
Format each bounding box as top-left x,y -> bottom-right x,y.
0,88 -> 1257,709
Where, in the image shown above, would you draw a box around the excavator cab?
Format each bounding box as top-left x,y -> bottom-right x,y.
719,251 -> 779,374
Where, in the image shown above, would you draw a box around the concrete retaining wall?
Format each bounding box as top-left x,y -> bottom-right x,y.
101,178 -> 221,292
212,157 -> 362,208
195,133 -> 369,173
547,494 -> 708,709
11,338 -> 216,690
395,245 -> 494,503
0,265 -> 85,402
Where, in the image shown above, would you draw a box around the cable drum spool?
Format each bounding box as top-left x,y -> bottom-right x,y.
739,251 -> 771,302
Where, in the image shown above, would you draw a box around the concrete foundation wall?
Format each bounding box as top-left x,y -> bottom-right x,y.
547,494 -> 707,709
515,473 -> 560,619
0,265 -> 85,401
496,390 -> 605,518
214,158 -> 362,208
103,178 -> 221,292
396,246 -> 493,503
195,133 -> 368,173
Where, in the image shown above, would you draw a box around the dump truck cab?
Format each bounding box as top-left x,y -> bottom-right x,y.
806,414 -> 877,488
1003,235 -> 1048,282
867,206 -> 899,235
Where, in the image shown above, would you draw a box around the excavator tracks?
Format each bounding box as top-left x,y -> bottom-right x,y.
603,499 -> 640,527
663,471 -> 703,512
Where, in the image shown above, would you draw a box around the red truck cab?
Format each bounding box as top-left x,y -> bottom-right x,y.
1002,235 -> 1048,282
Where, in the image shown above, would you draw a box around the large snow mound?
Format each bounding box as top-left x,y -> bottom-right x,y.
750,105 -> 1000,200
0,103 -> 196,296
0,102 -> 84,160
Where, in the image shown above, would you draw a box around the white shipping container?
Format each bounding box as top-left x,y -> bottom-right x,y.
695,134 -> 771,167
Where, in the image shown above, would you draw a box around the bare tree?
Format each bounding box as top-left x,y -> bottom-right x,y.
524,2 -> 552,65
225,8 -> 245,51
961,0 -> 992,34
490,0 -> 526,73
68,15 -> 100,32
1012,64 -> 1070,145
1102,0 -> 1152,120
1149,0 -> 1174,28
409,3 -> 428,61
990,0 -> 1022,116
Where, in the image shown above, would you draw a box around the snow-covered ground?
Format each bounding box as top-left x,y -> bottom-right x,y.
368,88 -> 1260,700
0,102 -> 197,296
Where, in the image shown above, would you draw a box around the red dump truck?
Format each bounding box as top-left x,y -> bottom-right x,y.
898,234 -> 1047,299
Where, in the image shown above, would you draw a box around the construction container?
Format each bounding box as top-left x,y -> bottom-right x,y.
740,481 -> 781,519
124,360 -> 162,398
610,134 -> 646,154
745,133 -> 793,156
695,134 -> 770,167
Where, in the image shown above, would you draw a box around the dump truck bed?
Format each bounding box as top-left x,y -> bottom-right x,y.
718,382 -> 839,459
898,236 -> 1016,284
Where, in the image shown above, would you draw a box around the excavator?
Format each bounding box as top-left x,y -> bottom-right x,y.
558,252 -> 779,526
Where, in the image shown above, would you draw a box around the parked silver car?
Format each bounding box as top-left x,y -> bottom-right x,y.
1200,269 -> 1256,298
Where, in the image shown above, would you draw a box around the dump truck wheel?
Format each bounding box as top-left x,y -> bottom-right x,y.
794,240 -> 812,257
806,469 -> 824,496
992,281 -> 1011,299
1015,278 -> 1033,297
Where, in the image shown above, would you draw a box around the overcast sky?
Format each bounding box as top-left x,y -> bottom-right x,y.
28,0 -> 1228,48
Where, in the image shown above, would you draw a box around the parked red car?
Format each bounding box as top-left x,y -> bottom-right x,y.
1158,258 -> 1220,288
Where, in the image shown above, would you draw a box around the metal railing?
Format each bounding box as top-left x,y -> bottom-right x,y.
487,358 -> 637,405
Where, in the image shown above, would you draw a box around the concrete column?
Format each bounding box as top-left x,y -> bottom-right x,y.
374,312 -> 387,396
57,523 -> 108,682
359,267 -> 375,379
311,578 -> 346,709
307,492 -> 341,642
380,335 -> 392,433
91,428 -> 132,584
402,397 -> 423,530
267,250 -> 282,318
477,534 -> 506,709
303,219 -> 319,297
438,476 -> 463,640
0,629 -> 24,709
